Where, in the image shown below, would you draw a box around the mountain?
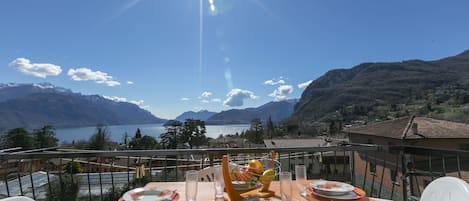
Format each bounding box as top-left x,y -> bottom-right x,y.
175,110 -> 216,121
206,99 -> 297,124
290,49 -> 469,124
0,83 -> 165,129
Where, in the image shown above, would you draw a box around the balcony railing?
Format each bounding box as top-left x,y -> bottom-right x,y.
0,144 -> 468,201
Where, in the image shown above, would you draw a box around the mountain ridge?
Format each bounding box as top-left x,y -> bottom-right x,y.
291,49 -> 469,125
206,99 -> 297,125
0,83 -> 165,129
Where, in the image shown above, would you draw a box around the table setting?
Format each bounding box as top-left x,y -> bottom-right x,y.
119,152 -> 374,201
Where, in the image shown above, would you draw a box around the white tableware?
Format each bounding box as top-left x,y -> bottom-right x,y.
294,165 -> 307,196
122,187 -> 174,201
213,165 -> 225,198
310,189 -> 364,200
185,170 -> 199,201
279,172 -> 292,201
310,180 -> 354,196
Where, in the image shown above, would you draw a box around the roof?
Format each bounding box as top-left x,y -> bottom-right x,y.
345,116 -> 469,139
264,138 -> 329,148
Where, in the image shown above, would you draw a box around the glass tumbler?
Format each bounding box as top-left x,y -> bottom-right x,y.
185,170 -> 199,201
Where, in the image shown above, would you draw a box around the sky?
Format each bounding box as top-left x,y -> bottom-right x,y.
1,0 -> 469,119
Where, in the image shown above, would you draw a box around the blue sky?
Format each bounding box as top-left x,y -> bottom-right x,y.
1,0 -> 469,119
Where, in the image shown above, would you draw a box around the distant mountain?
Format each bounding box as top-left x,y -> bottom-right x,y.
0,83 -> 165,129
175,110 -> 216,121
206,99 -> 297,124
290,49 -> 469,124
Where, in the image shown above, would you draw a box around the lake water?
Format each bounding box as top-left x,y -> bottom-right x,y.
55,123 -> 250,143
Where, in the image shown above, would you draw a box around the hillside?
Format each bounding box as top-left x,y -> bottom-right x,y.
0,83 -> 165,129
206,99 -> 297,124
175,110 -> 216,121
290,50 -> 469,125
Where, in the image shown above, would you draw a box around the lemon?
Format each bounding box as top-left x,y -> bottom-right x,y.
259,169 -> 275,183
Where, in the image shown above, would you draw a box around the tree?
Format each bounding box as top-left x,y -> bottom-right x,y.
179,119 -> 207,149
46,174 -> 79,201
129,135 -> 160,150
266,116 -> 274,140
160,120 -> 182,149
64,161 -> 82,174
32,125 -> 58,148
1,128 -> 33,150
88,125 -> 112,150
135,128 -> 142,139
248,118 -> 264,144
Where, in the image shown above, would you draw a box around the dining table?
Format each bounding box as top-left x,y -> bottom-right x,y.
118,180 -> 381,201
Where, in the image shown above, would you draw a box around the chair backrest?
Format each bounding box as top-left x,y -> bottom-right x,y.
198,166 -> 216,182
0,196 -> 35,201
420,176 -> 469,201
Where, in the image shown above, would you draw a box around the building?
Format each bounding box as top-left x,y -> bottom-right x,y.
345,116 -> 469,200
264,138 -> 350,181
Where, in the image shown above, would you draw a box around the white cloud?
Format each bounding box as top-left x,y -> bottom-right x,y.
269,85 -> 293,101
67,68 -> 120,86
103,95 -> 149,108
223,88 -> 258,107
199,91 -> 213,98
201,99 -> 210,103
126,81 -> 134,85
211,98 -> 222,103
181,97 -> 190,101
9,58 -> 62,78
263,79 -> 285,85
298,80 -> 313,89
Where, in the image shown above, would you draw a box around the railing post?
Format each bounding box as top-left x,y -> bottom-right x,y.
401,152 -> 412,201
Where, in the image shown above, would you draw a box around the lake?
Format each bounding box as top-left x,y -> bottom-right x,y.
55,123 -> 250,143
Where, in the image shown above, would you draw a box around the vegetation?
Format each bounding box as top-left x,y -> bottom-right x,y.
160,119 -> 208,149
33,125 -> 58,148
64,161 -> 82,174
88,124 -> 112,150
290,50 -> 469,131
128,129 -> 160,150
0,125 -> 59,150
46,174 -> 79,201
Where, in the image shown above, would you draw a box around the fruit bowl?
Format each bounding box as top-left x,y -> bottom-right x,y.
229,158 -> 281,191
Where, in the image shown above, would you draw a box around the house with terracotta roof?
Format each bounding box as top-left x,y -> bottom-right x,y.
346,116 -> 469,149
344,116 -> 469,200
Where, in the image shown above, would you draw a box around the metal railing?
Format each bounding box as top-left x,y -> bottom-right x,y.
0,144 -> 468,201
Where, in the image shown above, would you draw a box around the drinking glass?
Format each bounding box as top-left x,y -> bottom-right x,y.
279,171 -> 292,201
213,165 -> 225,199
295,165 -> 307,196
185,170 -> 199,201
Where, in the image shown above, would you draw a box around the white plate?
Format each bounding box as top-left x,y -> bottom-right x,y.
310,180 -> 354,196
311,189 -> 364,200
122,187 -> 174,201
232,181 -> 262,191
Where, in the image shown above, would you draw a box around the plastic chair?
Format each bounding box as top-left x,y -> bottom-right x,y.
0,196 -> 35,201
198,166 -> 216,182
420,176 -> 469,201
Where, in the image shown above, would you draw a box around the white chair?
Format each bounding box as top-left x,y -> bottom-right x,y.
420,176 -> 469,201
0,196 -> 35,201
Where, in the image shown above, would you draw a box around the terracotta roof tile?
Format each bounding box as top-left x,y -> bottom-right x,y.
345,116 -> 469,139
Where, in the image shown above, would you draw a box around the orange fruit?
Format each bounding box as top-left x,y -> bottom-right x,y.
248,159 -> 264,174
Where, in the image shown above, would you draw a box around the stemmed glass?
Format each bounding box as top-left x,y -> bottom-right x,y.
295,165 -> 307,196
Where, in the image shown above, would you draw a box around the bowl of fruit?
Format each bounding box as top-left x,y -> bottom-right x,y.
229,158 -> 281,192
